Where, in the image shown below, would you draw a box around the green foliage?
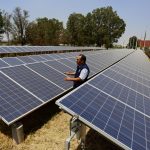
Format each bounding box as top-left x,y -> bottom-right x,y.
26,17 -> 63,45
128,36 -> 137,49
67,13 -> 85,46
66,6 -> 126,48
1,6 -> 126,47
0,10 -> 4,41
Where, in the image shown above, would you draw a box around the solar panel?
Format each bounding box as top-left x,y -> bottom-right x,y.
45,60 -> 75,73
110,65 -> 150,87
0,59 -> 9,68
58,58 -> 77,70
0,49 -> 135,126
50,53 -> 63,59
102,68 -> 150,97
0,47 -> 7,53
89,73 -> 150,116
1,65 -> 63,102
56,83 -> 150,150
0,72 -> 42,125
0,46 -> 103,54
29,55 -> 47,62
17,56 -> 36,64
56,50 -> 150,150
39,54 -> 55,61
2,57 -> 24,66
27,62 -> 72,90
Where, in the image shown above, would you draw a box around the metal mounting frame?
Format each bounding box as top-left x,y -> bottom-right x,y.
65,116 -> 86,150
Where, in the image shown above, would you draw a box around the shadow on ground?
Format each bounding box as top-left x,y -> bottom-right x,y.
76,129 -> 124,150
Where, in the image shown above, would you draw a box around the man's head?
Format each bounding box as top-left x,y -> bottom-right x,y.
76,54 -> 86,65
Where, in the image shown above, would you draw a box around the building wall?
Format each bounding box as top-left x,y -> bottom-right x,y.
138,40 -> 150,48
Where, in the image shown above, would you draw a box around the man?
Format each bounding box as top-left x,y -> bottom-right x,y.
64,54 -> 90,88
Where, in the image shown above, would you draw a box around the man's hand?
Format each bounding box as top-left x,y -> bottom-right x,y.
64,77 -> 71,81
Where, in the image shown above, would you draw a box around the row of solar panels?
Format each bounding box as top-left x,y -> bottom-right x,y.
56,50 -> 150,150
0,46 -> 102,54
0,49 -> 134,125
0,50 -> 103,68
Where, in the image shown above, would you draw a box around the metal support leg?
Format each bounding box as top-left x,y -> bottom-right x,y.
80,124 -> 86,150
11,122 -> 24,144
65,117 -> 86,150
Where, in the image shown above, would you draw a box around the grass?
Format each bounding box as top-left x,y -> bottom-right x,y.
0,102 -> 123,150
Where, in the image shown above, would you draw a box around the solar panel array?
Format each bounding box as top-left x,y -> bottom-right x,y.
56,50 -> 150,150
0,49 -> 134,125
0,46 -> 102,54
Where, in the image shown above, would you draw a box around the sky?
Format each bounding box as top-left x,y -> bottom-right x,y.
1,0 -> 150,45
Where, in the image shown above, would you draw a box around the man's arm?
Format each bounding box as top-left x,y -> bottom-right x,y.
64,77 -> 81,81
64,71 -> 75,75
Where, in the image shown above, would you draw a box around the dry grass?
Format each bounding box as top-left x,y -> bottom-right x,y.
0,102 -> 123,150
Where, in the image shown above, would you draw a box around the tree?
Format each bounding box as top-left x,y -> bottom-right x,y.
2,11 -> 12,45
91,7 -> 126,48
0,10 -> 4,41
11,7 -> 29,45
128,36 -> 137,49
83,13 -> 95,46
67,13 -> 85,46
26,17 -> 63,45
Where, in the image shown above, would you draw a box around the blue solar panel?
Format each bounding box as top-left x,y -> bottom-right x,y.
89,73 -> 150,116
56,50 -> 150,150
0,47 -> 8,53
102,68 -> 150,97
50,53 -> 62,59
0,59 -> 9,68
39,54 -> 55,61
45,60 -> 75,73
27,62 -> 72,90
1,65 -> 63,102
57,84 -> 150,150
58,58 -> 77,70
110,65 -> 150,87
0,46 -> 104,54
29,55 -> 47,62
17,56 -> 36,64
0,72 -> 42,125
0,49 -> 134,126
2,57 -> 24,66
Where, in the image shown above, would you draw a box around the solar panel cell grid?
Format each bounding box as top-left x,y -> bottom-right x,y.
103,68 -> 150,97
57,83 -> 149,150
29,55 -> 47,61
0,72 -> 42,124
58,59 -> 76,70
56,50 -> 150,150
27,62 -> 72,90
45,60 -> 75,73
2,57 -> 24,66
1,65 -> 63,102
17,56 -> 36,64
0,49 -> 134,125
0,59 -> 9,68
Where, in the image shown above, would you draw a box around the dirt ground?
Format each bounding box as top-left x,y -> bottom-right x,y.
0,101 -> 123,150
